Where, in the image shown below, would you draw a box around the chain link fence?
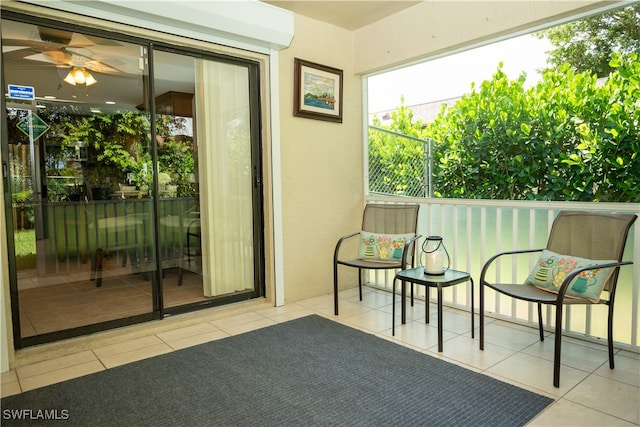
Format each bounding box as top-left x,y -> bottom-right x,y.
367,126 -> 433,197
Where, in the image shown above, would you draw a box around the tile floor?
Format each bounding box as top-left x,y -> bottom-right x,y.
2,285 -> 639,426
17,266 -> 205,337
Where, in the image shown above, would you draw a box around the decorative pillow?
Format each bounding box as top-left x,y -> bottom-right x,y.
525,250 -> 616,303
358,232 -> 415,263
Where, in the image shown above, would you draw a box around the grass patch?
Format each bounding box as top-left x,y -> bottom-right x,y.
14,229 -> 36,256
14,229 -> 36,270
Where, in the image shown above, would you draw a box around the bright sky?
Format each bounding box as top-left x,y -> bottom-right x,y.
367,33 -> 553,113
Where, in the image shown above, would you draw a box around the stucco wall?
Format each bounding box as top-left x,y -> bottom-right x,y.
277,15 -> 365,303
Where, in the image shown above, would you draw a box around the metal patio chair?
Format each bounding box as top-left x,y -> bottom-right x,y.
333,203 -> 420,315
479,211 -> 637,387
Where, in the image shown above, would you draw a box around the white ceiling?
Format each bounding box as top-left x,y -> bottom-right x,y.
261,1 -> 422,30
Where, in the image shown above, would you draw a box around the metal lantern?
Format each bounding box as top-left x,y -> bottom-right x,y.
422,235 -> 450,275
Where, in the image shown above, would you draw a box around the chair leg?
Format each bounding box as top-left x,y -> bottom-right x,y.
358,268 -> 363,301
537,303 -> 545,342
333,262 -> 339,315
608,303 -> 615,369
425,287 -> 429,322
410,283 -> 414,307
479,282 -> 484,351
553,303 -> 563,388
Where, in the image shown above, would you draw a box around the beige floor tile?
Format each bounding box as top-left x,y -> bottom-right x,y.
297,293 -> 336,312
163,330 -> 230,350
564,375 -> 640,424
481,321 -> 542,352
379,298 -> 428,322
529,399 -> 635,426
335,287 -> 361,299
20,360 -> 105,392
156,322 -> 230,350
156,322 -> 220,344
385,319 -> 442,350
618,349 -> 639,360
16,351 -> 99,379
487,352 -> 590,397
521,338 -> 609,372
1,380 -> 22,397
256,302 -> 315,321
93,335 -> 165,359
209,311 -> 268,331
329,298 -> 373,318
593,354 -> 640,388
346,289 -> 392,310
1,370 -> 21,397
98,343 -> 174,369
436,334 -> 514,370
437,308 -> 475,335
341,308 -> 395,334
214,315 -> 277,336
1,369 -> 18,383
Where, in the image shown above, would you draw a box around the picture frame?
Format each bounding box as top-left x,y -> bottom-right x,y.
293,58 -> 343,123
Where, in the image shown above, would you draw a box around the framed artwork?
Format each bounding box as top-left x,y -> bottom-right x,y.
293,58 -> 343,123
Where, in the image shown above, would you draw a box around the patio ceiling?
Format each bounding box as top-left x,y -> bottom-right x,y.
261,0 -> 422,30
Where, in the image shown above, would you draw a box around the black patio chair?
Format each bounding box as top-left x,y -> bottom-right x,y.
333,203 -> 421,315
480,211 -> 637,387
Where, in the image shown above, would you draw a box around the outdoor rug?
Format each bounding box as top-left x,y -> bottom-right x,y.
1,315 -> 553,426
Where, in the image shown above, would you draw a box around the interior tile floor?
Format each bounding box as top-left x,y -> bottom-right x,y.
17,265 -> 205,337
2,285 -> 639,426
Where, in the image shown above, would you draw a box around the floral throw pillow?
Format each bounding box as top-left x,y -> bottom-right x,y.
525,250 -> 616,303
358,232 -> 415,263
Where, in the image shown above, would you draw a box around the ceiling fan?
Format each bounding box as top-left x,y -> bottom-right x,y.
2,25 -> 129,76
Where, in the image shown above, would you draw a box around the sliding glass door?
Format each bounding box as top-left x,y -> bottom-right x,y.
153,49 -> 263,309
194,59 -> 260,298
2,15 -> 265,347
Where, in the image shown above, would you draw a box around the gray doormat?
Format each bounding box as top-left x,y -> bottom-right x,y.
1,315 -> 553,426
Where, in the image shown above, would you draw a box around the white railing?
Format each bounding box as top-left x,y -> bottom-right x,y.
365,196 -> 640,352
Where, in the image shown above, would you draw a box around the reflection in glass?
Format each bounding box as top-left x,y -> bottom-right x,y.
2,19 -> 154,337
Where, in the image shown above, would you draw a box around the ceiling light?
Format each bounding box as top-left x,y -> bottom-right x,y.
64,67 -> 97,86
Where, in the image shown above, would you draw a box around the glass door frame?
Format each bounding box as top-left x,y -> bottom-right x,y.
1,12 -> 266,348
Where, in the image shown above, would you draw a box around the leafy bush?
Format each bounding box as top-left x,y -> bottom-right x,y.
370,53 -> 640,202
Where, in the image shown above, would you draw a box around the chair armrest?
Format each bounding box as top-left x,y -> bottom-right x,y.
401,234 -> 422,267
556,260 -> 633,300
480,248 -> 545,284
333,232 -> 361,264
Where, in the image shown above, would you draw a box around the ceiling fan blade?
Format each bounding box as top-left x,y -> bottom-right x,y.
40,50 -> 73,64
2,38 -> 62,51
2,47 -> 43,61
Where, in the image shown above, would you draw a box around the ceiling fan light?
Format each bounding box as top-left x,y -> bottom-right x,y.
63,70 -> 77,86
63,67 -> 97,86
73,68 -> 86,85
85,73 -> 97,86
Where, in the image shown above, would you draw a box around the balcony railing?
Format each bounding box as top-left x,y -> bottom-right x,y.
364,196 -> 640,353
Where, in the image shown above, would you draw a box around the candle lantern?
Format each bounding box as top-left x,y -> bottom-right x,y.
422,235 -> 450,275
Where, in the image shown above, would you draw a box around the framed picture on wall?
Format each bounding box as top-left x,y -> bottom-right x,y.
293,58 -> 343,123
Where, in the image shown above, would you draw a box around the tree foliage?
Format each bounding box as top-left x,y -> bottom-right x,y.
370,53 -> 640,202
536,3 -> 640,76
369,100 -> 428,196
